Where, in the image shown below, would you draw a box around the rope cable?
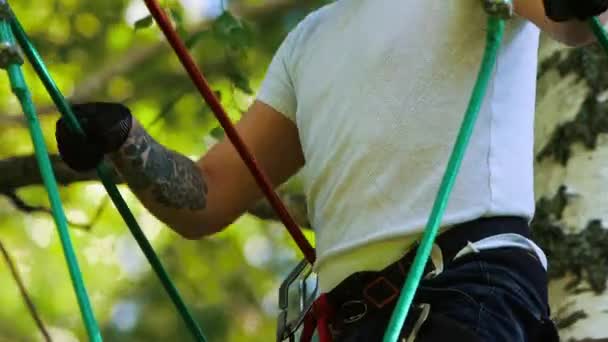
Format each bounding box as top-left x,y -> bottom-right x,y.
382,14 -> 608,341
382,13 -> 507,342
7,6 -> 207,341
590,17 -> 608,53
14,1 -> 601,341
141,0 -> 316,264
0,15 -> 101,342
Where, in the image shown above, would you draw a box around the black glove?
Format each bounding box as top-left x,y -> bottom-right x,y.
544,0 -> 608,22
55,102 -> 132,171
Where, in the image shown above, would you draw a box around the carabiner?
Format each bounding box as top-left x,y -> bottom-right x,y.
277,259 -> 319,341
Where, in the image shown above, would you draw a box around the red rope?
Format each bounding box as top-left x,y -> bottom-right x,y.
301,294 -> 335,342
142,0 -> 316,264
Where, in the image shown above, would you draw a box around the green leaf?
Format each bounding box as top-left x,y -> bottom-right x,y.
169,7 -> 188,39
227,70 -> 253,94
177,26 -> 188,41
169,7 -> 184,27
210,126 -> 225,139
213,12 -> 240,36
224,55 -> 253,94
134,15 -> 154,30
212,11 -> 253,50
185,30 -> 209,49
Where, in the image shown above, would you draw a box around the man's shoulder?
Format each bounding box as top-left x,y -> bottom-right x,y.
298,2 -> 337,28
286,2 -> 338,46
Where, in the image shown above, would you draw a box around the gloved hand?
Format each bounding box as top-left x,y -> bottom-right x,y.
544,0 -> 608,22
55,102 -> 132,171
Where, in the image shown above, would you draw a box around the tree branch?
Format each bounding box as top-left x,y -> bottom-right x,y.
2,190 -> 106,231
0,240 -> 52,342
0,155 -> 115,190
0,0 -> 315,227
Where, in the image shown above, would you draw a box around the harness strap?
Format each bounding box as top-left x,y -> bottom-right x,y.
300,311 -> 315,342
301,294 -> 335,342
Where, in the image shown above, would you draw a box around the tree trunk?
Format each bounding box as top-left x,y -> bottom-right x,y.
534,35 -> 608,341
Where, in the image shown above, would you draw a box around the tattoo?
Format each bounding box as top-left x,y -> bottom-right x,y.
118,124 -> 207,210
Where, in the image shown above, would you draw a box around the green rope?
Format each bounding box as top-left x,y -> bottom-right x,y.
590,17 -> 608,53
383,15 -> 506,342
7,7 -> 207,342
0,19 -> 102,342
383,12 -> 608,342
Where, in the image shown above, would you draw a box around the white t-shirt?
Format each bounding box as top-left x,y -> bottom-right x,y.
257,0 -> 544,291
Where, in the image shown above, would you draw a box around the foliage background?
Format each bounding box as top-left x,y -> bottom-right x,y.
4,1 -> 608,341
0,0 -> 325,341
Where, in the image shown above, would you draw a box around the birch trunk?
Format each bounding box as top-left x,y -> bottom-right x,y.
535,34 -> 608,341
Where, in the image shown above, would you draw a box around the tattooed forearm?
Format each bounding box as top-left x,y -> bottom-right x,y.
115,124 -> 207,210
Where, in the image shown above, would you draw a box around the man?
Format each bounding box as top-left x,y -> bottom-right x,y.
56,0 -> 608,340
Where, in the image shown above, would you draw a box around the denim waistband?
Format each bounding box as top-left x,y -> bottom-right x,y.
328,216 -> 532,306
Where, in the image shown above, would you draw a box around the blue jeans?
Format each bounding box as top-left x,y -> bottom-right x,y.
333,248 -> 557,341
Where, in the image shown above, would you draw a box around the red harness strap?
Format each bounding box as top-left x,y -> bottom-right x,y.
142,0 -> 316,264
301,294 -> 335,342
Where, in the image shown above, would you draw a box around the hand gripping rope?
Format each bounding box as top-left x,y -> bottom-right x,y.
0,3 -> 101,341
3,2 -> 207,341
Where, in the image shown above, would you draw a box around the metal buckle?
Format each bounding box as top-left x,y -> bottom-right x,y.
481,0 -> 514,19
277,259 -> 318,341
363,276 -> 399,309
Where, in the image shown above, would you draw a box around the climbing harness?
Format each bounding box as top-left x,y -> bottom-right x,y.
273,1 -> 513,341
4,0 -> 608,340
277,260 -> 318,342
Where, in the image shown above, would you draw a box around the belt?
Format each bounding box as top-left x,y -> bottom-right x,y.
299,216 -> 532,342
329,216 -> 531,311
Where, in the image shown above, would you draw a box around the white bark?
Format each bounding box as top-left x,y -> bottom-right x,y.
535,35 -> 608,340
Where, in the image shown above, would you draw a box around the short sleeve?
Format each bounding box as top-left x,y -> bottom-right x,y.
257,30 -> 298,122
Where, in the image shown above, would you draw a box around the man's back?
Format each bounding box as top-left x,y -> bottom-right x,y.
258,0 -> 541,290
54,1 -> 608,340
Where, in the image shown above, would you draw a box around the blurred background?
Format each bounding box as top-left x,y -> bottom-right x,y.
3,0 -> 608,341
0,0 -> 323,341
